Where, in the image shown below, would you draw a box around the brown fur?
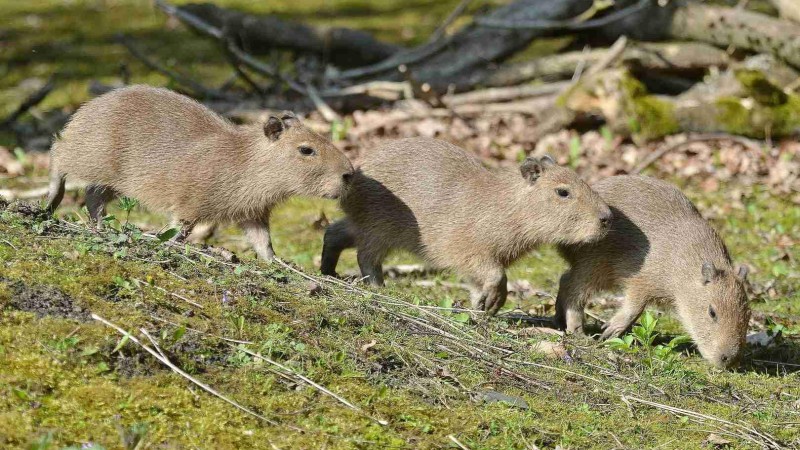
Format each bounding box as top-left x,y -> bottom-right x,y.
321,138 -> 612,313
46,85 -> 354,259
555,175 -> 750,368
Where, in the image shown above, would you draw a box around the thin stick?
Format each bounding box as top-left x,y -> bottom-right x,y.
1,239 -> 18,250
140,328 -> 168,360
150,315 -> 254,345
631,133 -> 764,174
0,76 -> 56,129
427,0 -> 473,44
132,278 -> 204,309
306,84 -> 341,122
448,434 -> 470,450
234,345 -> 389,426
92,313 -> 283,427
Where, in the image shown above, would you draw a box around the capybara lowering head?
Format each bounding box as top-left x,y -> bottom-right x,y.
684,262 -> 750,367
556,175 -> 750,368
46,85 -> 353,260
321,137 -> 611,314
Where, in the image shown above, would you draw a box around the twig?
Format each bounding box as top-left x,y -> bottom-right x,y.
427,0 -> 474,44
443,81 -> 568,107
475,0 -> 650,30
91,313 -> 283,427
116,34 -> 232,100
140,328 -> 168,360
622,395 -> 782,449
0,76 -> 56,129
149,315 -> 254,345
132,278 -> 204,309
448,435 -> 470,450
154,1 -> 308,95
631,133 -> 764,174
233,345 -> 388,426
306,84 -> 341,122
1,239 -> 18,250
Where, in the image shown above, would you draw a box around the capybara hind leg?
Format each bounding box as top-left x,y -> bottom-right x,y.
321,219 -> 356,277
188,222 -> 216,243
600,288 -> 649,340
357,248 -> 384,286
85,184 -> 115,226
45,171 -> 65,214
555,269 -> 595,335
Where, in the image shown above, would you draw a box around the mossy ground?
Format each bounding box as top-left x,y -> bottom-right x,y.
0,178 -> 799,449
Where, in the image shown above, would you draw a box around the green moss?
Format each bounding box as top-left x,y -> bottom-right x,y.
620,74 -> 680,141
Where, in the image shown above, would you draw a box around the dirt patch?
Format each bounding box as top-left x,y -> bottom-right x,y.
7,281 -> 91,321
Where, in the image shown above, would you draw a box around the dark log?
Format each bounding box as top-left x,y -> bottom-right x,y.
176,3 -> 402,68
0,77 -> 55,129
475,42 -> 730,88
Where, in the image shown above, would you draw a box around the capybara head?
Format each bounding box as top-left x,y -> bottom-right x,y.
519,156 -> 612,244
256,112 -> 354,199
680,262 -> 750,368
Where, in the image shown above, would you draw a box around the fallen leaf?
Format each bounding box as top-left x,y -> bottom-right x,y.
704,433 -> 732,447
360,340 -> 377,352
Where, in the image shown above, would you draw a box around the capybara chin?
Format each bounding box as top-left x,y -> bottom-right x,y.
321,137 -> 612,314
555,175 -> 750,368
46,85 -> 354,260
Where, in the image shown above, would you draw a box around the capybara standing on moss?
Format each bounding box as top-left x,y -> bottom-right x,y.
46,85 -> 354,260
556,175 -> 750,368
321,138 -> 612,314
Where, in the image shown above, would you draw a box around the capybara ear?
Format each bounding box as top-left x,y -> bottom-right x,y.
279,110 -> 301,128
520,157 -> 545,184
736,264 -> 749,281
702,261 -> 718,285
540,154 -> 556,167
265,116 -> 284,141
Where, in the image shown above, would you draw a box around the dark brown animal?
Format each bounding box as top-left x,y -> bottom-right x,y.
321,138 -> 612,313
46,85 -> 354,260
556,175 -> 750,368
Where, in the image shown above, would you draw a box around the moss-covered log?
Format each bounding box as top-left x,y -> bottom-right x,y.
558,57 -> 800,141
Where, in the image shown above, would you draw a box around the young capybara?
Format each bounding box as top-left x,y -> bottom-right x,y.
46,85 -> 354,260
555,175 -> 750,368
321,138 -> 612,314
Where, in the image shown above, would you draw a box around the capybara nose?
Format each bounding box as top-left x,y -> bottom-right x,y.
599,209 -> 612,228
342,172 -> 353,184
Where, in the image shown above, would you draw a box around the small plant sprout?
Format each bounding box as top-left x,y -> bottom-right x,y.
118,197 -> 139,226
605,311 -> 692,369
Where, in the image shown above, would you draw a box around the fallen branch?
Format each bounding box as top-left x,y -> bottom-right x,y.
630,133 -> 764,174
0,76 -> 56,129
475,0 -> 649,31
477,42 -> 730,88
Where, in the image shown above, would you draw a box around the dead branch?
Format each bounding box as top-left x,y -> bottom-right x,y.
117,34 -> 233,100
477,42 -> 730,88
443,82 -> 568,107
0,77 -> 56,129
475,0 -> 649,31
630,133 -> 764,174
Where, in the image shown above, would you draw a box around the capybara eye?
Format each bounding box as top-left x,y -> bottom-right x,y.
708,306 -> 717,320
556,188 -> 570,198
299,146 -> 316,156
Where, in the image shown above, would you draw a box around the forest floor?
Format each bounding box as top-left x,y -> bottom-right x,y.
1,1 -> 800,449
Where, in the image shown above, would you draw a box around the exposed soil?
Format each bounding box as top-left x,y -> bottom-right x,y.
7,280 -> 90,321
